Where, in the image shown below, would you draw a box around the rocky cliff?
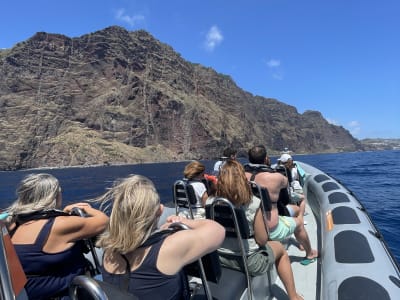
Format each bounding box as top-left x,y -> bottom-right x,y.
0,26 -> 362,170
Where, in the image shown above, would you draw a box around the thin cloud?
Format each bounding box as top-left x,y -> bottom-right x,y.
267,59 -> 280,68
348,120 -> 361,136
115,8 -> 145,27
349,120 -> 360,127
326,118 -> 339,125
204,25 -> 223,52
326,119 -> 361,137
266,58 -> 284,80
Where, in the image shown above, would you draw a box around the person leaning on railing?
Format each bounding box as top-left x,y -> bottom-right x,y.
5,173 -> 109,299
95,174 -> 225,300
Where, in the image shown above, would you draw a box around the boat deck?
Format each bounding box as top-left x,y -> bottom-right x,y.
271,203 -> 318,299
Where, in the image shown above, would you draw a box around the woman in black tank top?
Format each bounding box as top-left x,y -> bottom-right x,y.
95,174 -> 225,300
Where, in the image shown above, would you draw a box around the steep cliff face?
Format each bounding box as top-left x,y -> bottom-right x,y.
0,26 -> 362,170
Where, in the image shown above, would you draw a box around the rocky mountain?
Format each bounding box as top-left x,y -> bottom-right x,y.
0,26 -> 362,170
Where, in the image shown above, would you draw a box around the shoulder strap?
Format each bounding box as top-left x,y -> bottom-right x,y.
35,218 -> 56,246
8,222 -> 20,238
244,163 -> 274,181
9,209 -> 68,237
15,209 -> 69,224
120,254 -> 131,291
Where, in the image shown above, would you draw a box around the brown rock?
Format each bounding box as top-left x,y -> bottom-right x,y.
0,26 -> 363,170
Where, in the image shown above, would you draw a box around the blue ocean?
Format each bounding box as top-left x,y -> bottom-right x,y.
1,150 -> 399,263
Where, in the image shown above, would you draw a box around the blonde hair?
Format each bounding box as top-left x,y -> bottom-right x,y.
183,161 -> 205,179
7,173 -> 60,222
217,160 -> 252,206
96,175 -> 160,254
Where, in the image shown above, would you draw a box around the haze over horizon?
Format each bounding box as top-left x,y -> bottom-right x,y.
1,1 -> 399,139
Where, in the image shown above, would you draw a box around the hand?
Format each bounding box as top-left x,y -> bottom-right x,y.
63,202 -> 91,214
159,215 -> 187,230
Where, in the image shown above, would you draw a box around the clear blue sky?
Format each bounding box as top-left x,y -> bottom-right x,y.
1,0 -> 399,139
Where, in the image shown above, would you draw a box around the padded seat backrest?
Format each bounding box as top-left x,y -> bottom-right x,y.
184,249 -> 222,284
205,201 -> 250,239
249,181 -> 272,234
173,180 -> 198,206
249,181 -> 272,212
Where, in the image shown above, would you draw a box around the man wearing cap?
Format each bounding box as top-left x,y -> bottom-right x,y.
280,153 -> 307,181
278,153 -> 307,205
245,145 -> 318,265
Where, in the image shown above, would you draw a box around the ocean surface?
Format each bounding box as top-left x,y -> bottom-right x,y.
1,150 -> 399,263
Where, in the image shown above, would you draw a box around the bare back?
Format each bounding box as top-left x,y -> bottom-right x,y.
245,171 -> 288,228
246,171 -> 287,202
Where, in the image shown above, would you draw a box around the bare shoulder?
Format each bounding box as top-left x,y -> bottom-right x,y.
162,229 -> 193,250
258,171 -> 280,181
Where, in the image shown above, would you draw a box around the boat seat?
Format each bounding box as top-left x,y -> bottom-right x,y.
173,179 -> 200,219
205,197 -> 254,300
249,181 -> 272,236
171,221 -> 255,300
249,181 -> 272,213
274,165 -> 288,177
172,178 -> 214,219
169,222 -> 244,300
192,268 -> 247,300
0,220 -> 29,300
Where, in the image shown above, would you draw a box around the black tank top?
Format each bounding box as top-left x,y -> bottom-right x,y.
14,217 -> 87,299
102,236 -> 188,300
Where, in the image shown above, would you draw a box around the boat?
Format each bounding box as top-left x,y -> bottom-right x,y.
1,162 -> 400,299
295,162 -> 400,300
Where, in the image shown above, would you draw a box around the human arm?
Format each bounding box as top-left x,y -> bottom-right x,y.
201,191 -> 209,206
55,202 -> 109,242
253,207 -> 269,246
157,215 -> 225,275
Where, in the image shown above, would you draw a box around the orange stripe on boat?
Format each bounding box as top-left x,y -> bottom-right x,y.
326,210 -> 334,231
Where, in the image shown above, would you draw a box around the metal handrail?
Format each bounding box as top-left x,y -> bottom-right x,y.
168,222 -> 213,300
70,207 -> 101,275
69,275 -> 108,300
